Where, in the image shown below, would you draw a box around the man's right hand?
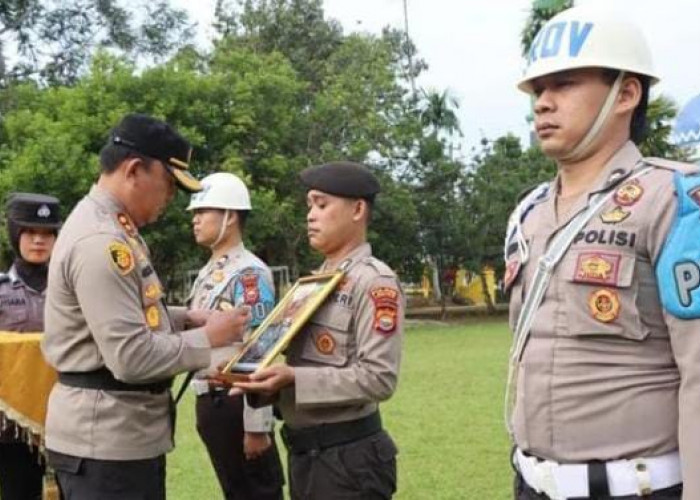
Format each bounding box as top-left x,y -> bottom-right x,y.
204,306 -> 251,347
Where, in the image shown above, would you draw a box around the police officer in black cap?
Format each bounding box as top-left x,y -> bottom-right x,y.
0,192 -> 61,500
42,113 -> 250,500
236,161 -> 404,499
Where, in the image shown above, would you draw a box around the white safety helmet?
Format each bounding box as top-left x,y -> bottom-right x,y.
186,172 -> 252,211
518,5 -> 659,94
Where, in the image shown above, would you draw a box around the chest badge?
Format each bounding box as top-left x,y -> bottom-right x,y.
315,331 -> 336,355
212,270 -> 225,283
588,289 -> 620,323
613,181 -> 644,207
600,206 -> 630,224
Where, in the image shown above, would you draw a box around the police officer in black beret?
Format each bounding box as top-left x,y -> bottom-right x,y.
0,192 -> 61,500
236,161 -> 404,500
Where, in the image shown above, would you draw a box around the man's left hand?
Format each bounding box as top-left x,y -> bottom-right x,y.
234,364 -> 295,395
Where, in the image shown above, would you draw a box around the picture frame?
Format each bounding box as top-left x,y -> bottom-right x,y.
219,270 -> 345,381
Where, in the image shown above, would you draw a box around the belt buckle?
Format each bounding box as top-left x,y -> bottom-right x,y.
632,459 -> 653,496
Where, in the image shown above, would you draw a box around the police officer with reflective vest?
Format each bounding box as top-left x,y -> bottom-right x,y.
186,172 -> 284,500
0,193 -> 60,500
41,114 -> 251,500
505,6 -> 699,499
235,161 -> 403,500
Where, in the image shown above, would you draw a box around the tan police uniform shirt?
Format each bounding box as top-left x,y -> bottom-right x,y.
506,141 -> 700,495
279,243 -> 404,428
189,243 -> 275,432
42,185 -> 212,460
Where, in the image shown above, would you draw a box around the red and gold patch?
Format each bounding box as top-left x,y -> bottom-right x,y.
145,305 -> 160,328
613,181 -> 643,207
370,287 -> 400,335
212,270 -> 225,283
117,213 -> 136,237
241,273 -> 260,305
588,289 -> 620,323
503,259 -> 521,290
600,206 -> 630,224
574,252 -> 621,285
108,241 -> 135,275
315,331 -> 336,355
144,283 -> 161,300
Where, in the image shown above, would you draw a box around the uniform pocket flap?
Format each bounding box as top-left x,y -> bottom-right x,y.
564,251 -> 635,288
310,306 -> 352,332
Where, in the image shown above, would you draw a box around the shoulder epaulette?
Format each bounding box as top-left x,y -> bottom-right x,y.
362,257 -> 395,278
0,273 -> 9,285
643,157 -> 700,175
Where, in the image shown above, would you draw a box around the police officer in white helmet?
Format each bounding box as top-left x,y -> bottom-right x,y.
505,5 -> 700,499
186,172 -> 283,500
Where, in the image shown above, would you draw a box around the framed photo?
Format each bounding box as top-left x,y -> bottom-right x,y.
220,271 -> 345,379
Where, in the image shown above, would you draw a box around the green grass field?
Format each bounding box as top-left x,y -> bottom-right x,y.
167,320 -> 514,500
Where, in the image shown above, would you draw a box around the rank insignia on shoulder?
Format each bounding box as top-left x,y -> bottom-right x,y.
613,180 -> 644,206
600,206 -> 630,224
575,252 -> 620,286
145,305 -> 160,328
315,330 -> 336,355
370,287 -> 400,335
588,289 -> 620,323
117,213 -> 136,237
108,241 -> 135,275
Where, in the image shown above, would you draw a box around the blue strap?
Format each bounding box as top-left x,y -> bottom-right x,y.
656,172 -> 700,318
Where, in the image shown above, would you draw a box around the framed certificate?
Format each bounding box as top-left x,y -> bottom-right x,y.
219,271 -> 345,380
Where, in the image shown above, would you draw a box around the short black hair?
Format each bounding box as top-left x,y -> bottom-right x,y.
602,69 -> 650,145
99,143 -> 154,173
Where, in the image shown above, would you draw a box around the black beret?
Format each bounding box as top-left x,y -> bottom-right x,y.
300,161 -> 380,200
6,192 -> 61,229
109,113 -> 201,192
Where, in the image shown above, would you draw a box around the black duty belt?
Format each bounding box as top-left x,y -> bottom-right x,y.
58,367 -> 172,394
281,412 -> 382,454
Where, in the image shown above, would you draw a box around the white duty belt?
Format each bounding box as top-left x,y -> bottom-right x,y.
504,166 -> 652,434
514,448 -> 681,499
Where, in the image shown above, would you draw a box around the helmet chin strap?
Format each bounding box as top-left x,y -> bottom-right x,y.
559,71 -> 625,163
209,210 -> 230,250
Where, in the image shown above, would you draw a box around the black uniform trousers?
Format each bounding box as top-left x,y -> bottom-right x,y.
514,473 -> 683,500
196,391 -> 283,500
48,450 -> 165,500
0,442 -> 44,500
288,430 -> 398,500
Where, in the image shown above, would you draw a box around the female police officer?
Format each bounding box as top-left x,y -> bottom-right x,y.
0,192 -> 61,500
